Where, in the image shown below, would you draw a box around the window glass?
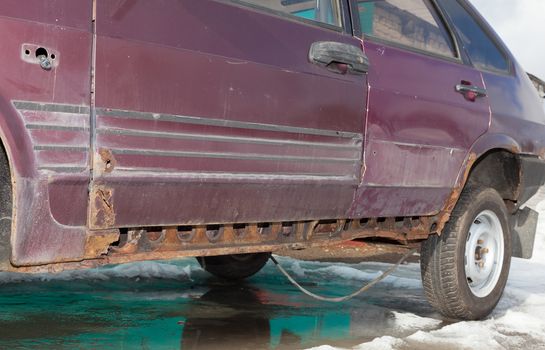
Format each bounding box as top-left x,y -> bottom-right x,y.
437,0 -> 509,72
357,0 -> 456,58
236,0 -> 342,27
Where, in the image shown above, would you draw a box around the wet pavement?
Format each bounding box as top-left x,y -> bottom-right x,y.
0,257 -> 445,349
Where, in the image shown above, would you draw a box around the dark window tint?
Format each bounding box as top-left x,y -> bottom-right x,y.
357,0 -> 456,58
437,0 -> 509,73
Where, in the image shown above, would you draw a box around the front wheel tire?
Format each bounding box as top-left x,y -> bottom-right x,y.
420,186 -> 511,320
197,252 -> 271,280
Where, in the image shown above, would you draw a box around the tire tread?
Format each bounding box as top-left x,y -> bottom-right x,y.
421,185 -> 510,319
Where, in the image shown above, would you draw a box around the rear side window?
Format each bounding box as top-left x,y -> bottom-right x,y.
437,0 -> 509,73
234,0 -> 342,27
356,0 -> 456,58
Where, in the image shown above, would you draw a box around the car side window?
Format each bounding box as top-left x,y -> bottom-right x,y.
232,0 -> 342,27
356,0 -> 456,58
437,0 -> 509,73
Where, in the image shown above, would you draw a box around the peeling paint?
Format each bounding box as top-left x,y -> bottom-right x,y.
98,148 -> 116,173
435,153 -> 478,235
89,186 -> 115,229
83,230 -> 119,258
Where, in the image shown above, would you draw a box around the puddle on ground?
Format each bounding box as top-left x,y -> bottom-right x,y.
0,258 -> 444,349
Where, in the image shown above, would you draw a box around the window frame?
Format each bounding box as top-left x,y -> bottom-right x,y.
217,0 -> 352,34
435,0 -> 514,76
349,0 -> 464,64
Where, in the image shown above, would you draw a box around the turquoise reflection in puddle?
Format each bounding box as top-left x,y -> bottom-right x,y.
0,258 -> 433,349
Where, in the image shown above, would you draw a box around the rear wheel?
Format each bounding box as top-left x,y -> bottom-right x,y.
197,252 -> 271,280
420,186 -> 511,320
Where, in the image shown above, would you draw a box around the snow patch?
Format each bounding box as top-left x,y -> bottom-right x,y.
406,322 -> 508,350
275,259 -> 422,290
354,336 -> 404,350
0,260 -> 197,285
497,310 -> 545,340
307,346 -> 340,350
314,198 -> 545,350
391,312 -> 441,331
290,260 -> 306,278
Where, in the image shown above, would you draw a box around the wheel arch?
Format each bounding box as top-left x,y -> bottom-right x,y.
465,149 -> 521,207
0,96 -> 40,269
458,133 -> 527,211
463,133 -> 544,209
434,133 -> 544,260
436,134 -> 527,235
0,130 -> 14,269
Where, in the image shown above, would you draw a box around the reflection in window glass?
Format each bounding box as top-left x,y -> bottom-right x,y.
236,0 -> 342,27
357,0 -> 456,58
436,0 -> 509,73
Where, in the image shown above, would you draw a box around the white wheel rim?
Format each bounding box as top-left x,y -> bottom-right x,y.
464,210 -> 505,298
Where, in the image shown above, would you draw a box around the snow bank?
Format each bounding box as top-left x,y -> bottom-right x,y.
354,336 -> 403,350
279,257 -> 422,290
308,336 -> 404,350
340,202 -> 545,350
0,260 -> 196,284
390,312 -> 442,331
406,322 -> 509,349
347,260 -> 545,349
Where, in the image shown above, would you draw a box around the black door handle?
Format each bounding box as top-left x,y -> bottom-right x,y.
309,41 -> 369,74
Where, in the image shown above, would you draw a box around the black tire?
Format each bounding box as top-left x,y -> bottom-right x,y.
420,186 -> 511,320
197,252 -> 271,280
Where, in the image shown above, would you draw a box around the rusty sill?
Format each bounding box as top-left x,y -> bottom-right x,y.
108,216 -> 435,258
10,215 -> 438,274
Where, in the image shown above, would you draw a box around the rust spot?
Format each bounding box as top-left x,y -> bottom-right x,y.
101,216 -> 434,259
84,230 -> 120,259
7,215 -> 437,273
222,225 -> 236,242
112,229 -> 142,254
147,230 -> 163,242
435,153 -> 478,235
98,148 -> 116,173
90,186 -> 115,229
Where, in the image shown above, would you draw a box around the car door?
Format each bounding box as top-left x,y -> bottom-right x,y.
348,0 -> 491,218
91,0 -> 368,229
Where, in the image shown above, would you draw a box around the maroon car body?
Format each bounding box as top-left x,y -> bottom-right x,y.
0,0 -> 543,282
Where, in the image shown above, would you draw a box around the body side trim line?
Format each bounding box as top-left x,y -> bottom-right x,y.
97,108 -> 363,139
110,169 -> 357,181
97,127 -> 360,150
13,101 -> 90,114
38,166 -> 88,173
34,145 -> 88,152
26,124 -> 90,132
13,101 -> 363,140
110,148 -> 360,163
